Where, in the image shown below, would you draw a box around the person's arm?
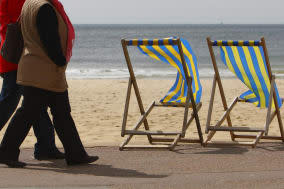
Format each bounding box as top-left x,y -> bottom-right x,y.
36,4 -> 66,67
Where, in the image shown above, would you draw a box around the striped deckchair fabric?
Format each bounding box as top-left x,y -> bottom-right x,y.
128,38 -> 202,104
212,40 -> 261,46
218,42 -> 282,108
127,38 -> 176,46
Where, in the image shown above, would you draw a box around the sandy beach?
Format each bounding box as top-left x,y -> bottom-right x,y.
0,78 -> 284,148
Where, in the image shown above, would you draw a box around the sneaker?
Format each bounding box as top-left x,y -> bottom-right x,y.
34,149 -> 65,160
66,155 -> 99,166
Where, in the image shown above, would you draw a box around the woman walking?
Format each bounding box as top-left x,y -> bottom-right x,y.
0,0 -> 64,160
0,0 -> 98,167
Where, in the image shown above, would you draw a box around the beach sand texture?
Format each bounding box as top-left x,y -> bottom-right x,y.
0,78 -> 284,148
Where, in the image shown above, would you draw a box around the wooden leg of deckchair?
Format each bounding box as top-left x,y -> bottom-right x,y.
121,78 -> 132,137
119,101 -> 155,151
207,40 -> 235,141
269,111 -> 277,125
121,40 -> 153,143
252,132 -> 264,148
205,75 -> 217,134
264,78 -> 275,135
185,77 -> 203,144
262,42 -> 284,142
264,76 -> 284,142
133,82 -> 153,143
277,113 -> 284,142
275,102 -> 284,142
215,97 -> 238,128
177,41 -> 203,143
184,103 -> 203,145
184,103 -> 202,131
169,134 -> 182,151
181,77 -> 192,137
131,101 -> 155,133
119,136 -> 132,151
204,97 -> 238,146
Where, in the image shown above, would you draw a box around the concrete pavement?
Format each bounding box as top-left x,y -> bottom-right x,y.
1,143 -> 284,188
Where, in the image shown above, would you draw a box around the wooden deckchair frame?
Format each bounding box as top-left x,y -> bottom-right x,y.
120,38 -> 203,151
204,37 -> 284,148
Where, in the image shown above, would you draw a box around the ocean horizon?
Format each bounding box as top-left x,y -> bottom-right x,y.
66,24 -> 284,79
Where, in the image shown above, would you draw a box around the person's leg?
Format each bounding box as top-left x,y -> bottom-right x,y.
32,106 -> 64,160
0,71 -> 62,160
0,86 -> 47,167
0,71 -> 21,131
48,90 -> 98,165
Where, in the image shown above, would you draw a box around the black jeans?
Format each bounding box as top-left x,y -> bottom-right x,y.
0,86 -> 87,162
0,71 -> 59,156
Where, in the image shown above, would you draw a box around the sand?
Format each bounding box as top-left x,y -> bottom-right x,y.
0,78 -> 284,148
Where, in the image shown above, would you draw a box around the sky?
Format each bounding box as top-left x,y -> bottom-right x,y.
60,0 -> 284,24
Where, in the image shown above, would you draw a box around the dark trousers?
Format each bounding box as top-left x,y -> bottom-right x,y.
0,71 -> 58,155
0,86 -> 87,162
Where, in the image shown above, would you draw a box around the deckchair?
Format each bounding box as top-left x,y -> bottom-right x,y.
205,37 -> 284,147
120,37 -> 203,150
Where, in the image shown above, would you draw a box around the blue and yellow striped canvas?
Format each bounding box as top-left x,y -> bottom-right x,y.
213,40 -> 261,46
219,41 -> 282,108
128,38 -> 202,104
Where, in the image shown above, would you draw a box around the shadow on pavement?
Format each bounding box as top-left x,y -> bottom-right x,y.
172,142 -> 284,154
173,146 -> 249,154
257,142 -> 284,151
25,161 -> 168,178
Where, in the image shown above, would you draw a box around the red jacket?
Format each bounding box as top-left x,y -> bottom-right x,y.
0,0 -> 25,73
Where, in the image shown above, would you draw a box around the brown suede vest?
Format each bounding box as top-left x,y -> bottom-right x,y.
17,0 -> 68,92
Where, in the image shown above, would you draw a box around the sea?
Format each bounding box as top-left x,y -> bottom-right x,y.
67,24 -> 284,79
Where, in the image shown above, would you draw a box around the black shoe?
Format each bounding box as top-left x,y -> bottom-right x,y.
66,155 -> 99,166
34,150 -> 65,160
0,159 -> 27,168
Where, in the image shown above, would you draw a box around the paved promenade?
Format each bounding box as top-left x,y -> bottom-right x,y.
1,143 -> 284,188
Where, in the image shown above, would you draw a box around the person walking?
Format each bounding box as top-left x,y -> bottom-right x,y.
0,0 -> 64,160
0,0 -> 98,168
